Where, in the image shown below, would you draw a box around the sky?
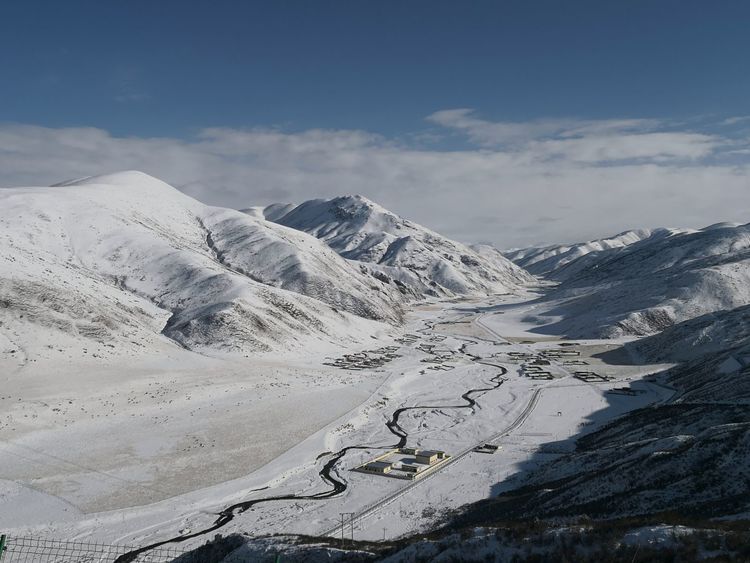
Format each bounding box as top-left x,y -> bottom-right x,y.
1,0 -> 749,248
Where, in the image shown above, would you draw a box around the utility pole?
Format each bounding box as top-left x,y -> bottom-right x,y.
339,513 -> 345,547
339,512 -> 355,547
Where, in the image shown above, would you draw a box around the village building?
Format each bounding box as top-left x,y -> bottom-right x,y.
362,461 -> 392,474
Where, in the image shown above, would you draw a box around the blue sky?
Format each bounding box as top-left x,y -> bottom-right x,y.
1,1 -> 749,246
3,0 -> 749,137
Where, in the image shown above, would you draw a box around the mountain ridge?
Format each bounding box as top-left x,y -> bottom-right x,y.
257,194 -> 535,298
0,171 -> 403,361
506,222 -> 750,339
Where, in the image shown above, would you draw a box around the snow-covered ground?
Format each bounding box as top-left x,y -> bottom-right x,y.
1,292 -> 673,554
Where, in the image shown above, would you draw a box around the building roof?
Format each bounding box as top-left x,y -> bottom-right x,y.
366,461 -> 392,470
416,449 -> 442,457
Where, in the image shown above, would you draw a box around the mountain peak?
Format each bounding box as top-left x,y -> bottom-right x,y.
328,194 -> 395,220
331,193 -> 378,207
264,194 -> 534,297
53,170 -> 167,188
48,171 -> 193,207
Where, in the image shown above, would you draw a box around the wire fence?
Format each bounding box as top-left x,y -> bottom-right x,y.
0,535 -> 187,563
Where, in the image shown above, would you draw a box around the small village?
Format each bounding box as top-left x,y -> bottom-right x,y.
323,345 -> 402,370
497,344 -> 625,385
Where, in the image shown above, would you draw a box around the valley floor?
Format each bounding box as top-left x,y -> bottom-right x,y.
0,292 -> 674,554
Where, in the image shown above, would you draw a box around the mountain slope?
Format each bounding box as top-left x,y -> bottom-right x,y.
200,209 -> 403,322
523,223 -> 750,338
0,171 -> 402,360
504,227 -> 691,280
448,307 -> 750,525
628,304 -> 750,367
259,195 -> 534,297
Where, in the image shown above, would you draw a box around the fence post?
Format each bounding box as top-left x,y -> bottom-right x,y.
0,534 -> 6,561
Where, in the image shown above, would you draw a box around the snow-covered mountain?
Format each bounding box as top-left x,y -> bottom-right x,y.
628,304 -> 750,367
524,223 -> 750,338
504,227 -> 692,280
0,171 -> 404,359
255,195 -> 534,297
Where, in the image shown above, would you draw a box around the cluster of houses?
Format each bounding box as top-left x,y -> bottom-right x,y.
420,350 -> 454,363
505,351 -> 557,379
395,333 -> 420,345
422,364 -> 454,372
561,359 -> 589,365
324,346 -> 401,370
540,348 -> 581,359
416,342 -> 456,371
504,346 -> 616,383
505,351 -> 537,363
574,370 -> 614,383
522,364 -> 554,380
506,345 -> 607,381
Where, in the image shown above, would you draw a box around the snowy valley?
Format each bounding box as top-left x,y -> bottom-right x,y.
1,172 -> 748,562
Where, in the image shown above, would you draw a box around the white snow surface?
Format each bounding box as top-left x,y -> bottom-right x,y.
0,290 -> 673,549
259,195 -> 534,298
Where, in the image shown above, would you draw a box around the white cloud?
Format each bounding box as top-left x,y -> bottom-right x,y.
527,132 -> 719,163
722,116 -> 750,126
0,115 -> 748,249
426,108 -> 663,150
427,108 -> 571,145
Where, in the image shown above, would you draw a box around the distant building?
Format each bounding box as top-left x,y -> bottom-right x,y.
363,461 -> 392,474
400,462 -> 422,473
357,448 -> 451,479
415,450 -> 445,464
416,452 -> 437,464
475,443 -> 501,454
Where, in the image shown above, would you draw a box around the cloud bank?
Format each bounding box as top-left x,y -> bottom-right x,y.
1,112 -> 748,248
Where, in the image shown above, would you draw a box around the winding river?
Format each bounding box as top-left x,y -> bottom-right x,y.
114,355 -> 507,562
